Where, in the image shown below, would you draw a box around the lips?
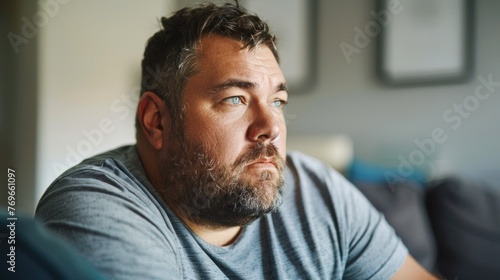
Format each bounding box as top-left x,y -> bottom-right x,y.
234,143 -> 283,172
248,157 -> 278,169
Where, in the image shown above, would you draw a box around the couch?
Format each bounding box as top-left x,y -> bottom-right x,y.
349,160 -> 500,279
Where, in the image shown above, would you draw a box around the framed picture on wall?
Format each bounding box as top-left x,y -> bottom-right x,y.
177,0 -> 317,93
377,0 -> 474,85
241,0 -> 317,93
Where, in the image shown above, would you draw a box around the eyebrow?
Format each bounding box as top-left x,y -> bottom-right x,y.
210,79 -> 288,94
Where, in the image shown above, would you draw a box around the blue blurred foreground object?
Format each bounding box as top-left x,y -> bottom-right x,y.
0,213 -> 106,280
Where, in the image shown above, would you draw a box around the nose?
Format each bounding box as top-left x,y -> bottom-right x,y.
247,102 -> 281,143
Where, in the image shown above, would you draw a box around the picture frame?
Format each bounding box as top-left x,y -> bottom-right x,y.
377,0 -> 474,85
240,0 -> 317,93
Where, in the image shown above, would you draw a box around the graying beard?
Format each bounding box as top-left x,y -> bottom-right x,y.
161,141 -> 284,229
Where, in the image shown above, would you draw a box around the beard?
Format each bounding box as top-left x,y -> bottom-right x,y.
159,132 -> 286,229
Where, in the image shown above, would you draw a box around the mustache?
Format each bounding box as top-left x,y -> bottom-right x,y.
233,142 -> 285,171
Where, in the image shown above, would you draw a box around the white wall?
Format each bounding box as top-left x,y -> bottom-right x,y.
36,0 -> 176,201
286,0 -> 500,184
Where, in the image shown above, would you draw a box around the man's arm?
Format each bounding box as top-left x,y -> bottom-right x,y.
391,255 -> 439,280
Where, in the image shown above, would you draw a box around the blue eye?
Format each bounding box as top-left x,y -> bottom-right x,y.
272,100 -> 286,109
225,96 -> 242,105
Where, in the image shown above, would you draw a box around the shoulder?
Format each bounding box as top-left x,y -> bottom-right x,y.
50,145 -> 140,186
35,145 -> 183,278
39,145 -> 152,206
286,150 -> 333,172
282,151 -> 407,278
36,145 -> 158,229
282,151 -> 360,242
284,150 -> 357,204
36,145 -> 168,226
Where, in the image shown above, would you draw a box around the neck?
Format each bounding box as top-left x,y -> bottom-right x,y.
166,200 -> 243,246
181,217 -> 242,246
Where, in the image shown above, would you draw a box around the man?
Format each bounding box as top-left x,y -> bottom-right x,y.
36,3 -> 437,279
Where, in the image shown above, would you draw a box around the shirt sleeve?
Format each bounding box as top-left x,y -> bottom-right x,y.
337,175 -> 408,280
35,167 -> 183,280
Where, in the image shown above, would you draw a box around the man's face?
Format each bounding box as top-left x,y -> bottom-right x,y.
160,35 -> 288,228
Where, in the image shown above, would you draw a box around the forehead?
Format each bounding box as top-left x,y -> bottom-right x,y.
192,35 -> 284,83
196,35 -> 276,61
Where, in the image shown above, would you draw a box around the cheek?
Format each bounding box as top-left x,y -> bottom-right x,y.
272,113 -> 287,154
211,122 -> 249,162
186,114 -> 248,162
278,125 -> 287,158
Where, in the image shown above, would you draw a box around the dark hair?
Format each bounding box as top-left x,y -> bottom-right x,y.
138,2 -> 278,129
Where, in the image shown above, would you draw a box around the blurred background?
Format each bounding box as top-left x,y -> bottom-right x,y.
1,0 -> 499,214
1,0 -> 500,277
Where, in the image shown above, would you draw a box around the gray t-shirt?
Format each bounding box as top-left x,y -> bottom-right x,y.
36,145 -> 407,280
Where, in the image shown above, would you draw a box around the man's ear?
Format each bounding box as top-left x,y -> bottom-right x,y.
137,91 -> 169,150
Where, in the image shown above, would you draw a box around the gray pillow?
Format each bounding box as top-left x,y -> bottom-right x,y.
426,178 -> 500,280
